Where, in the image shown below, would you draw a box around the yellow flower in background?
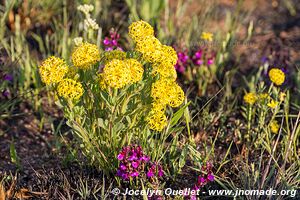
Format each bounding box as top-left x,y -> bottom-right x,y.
57,79 -> 83,101
269,120 -> 280,134
39,56 -> 68,85
243,92 -> 257,105
103,59 -> 130,89
128,20 -> 154,42
101,50 -> 126,64
279,92 -> 286,102
268,68 -> 285,86
146,109 -> 167,132
259,93 -> 269,100
267,99 -> 279,109
72,42 -> 100,69
125,59 -> 144,83
201,32 -> 213,42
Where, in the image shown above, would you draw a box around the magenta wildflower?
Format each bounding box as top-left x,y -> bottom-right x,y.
146,170 -> 154,178
117,153 -> 124,160
207,58 -> 214,65
116,145 -> 164,181
132,161 -> 139,168
103,29 -> 122,51
175,49 -> 189,73
207,173 -> 214,181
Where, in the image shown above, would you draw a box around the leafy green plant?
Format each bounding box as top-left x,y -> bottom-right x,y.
37,20 -> 190,185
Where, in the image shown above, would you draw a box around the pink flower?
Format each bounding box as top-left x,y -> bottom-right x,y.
132,161 -> 139,168
117,153 -> 124,160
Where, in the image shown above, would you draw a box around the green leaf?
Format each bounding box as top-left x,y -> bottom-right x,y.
170,102 -> 191,127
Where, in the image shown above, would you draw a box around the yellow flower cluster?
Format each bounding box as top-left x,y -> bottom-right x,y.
147,79 -> 184,132
269,120 -> 279,134
243,92 -> 257,105
128,21 -> 184,132
72,42 -> 100,69
146,109 -> 168,132
152,62 -> 177,81
102,59 -> 143,89
39,56 -> 68,85
151,79 -> 184,108
57,79 -> 84,101
128,20 -> 154,42
268,68 -> 285,86
101,50 -> 126,64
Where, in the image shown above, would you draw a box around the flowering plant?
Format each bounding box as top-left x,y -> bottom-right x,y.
116,145 -> 164,185
242,66 -> 287,145
174,32 -> 217,96
37,20 -> 188,176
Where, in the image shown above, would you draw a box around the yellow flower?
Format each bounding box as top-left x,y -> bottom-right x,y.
259,93 -> 269,100
151,79 -> 184,107
103,59 -> 130,89
268,68 -> 285,86
168,83 -> 185,107
101,50 -> 126,64
160,45 -> 178,66
125,59 -> 144,83
57,79 -> 83,101
243,92 -> 257,105
128,20 -> 154,42
152,62 -> 177,81
135,36 -> 162,63
101,59 -> 144,89
39,56 -> 68,85
269,120 -> 280,134
279,92 -> 286,102
146,109 -> 167,132
72,42 -> 100,69
201,32 -> 213,42
151,101 -> 166,112
267,99 -> 279,109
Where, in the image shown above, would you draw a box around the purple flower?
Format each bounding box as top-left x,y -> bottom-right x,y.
103,29 -> 122,51
128,153 -> 137,161
112,39 -> 118,46
147,169 -> 154,178
207,58 -> 214,65
105,47 -> 113,51
120,164 -> 127,170
116,145 -> 164,181
130,171 -> 139,177
207,173 -> 214,182
158,168 -> 164,177
132,161 -> 139,168
142,155 -> 150,162
122,173 -> 129,180
117,153 -> 124,160
103,38 -> 111,45
194,59 -> 203,66
2,90 -> 10,97
3,74 -> 13,82
194,51 -> 202,59
199,177 -> 206,183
